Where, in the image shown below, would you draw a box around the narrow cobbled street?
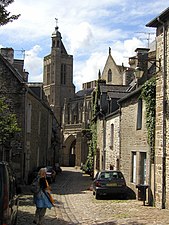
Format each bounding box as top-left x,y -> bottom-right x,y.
17,167 -> 169,225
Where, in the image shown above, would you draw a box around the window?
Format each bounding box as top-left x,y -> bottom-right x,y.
110,124 -> 114,147
27,101 -> 32,133
131,152 -> 136,183
108,69 -> 112,82
136,98 -> 142,130
140,152 -> 146,184
47,64 -> 50,85
61,64 -> 66,84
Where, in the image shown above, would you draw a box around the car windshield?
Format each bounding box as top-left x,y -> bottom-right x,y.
99,172 -> 123,179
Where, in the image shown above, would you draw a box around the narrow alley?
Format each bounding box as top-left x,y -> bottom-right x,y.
17,167 -> 169,225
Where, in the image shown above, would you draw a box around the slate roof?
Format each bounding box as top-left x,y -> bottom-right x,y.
146,7 -> 169,27
100,85 -> 129,93
0,54 -> 25,83
75,88 -> 94,97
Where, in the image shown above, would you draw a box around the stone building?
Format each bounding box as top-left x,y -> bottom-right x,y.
43,22 -> 75,125
117,47 -> 156,204
0,48 -> 60,183
93,49 -> 132,174
43,24 -> 92,166
146,6 -> 169,209
93,44 -> 158,206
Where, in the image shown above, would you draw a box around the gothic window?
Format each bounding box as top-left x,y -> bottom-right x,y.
108,69 -> 112,82
136,98 -> 142,130
61,64 -> 66,84
47,64 -> 50,85
110,124 -> 114,147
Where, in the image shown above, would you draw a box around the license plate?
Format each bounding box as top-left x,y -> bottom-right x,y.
106,183 -> 117,187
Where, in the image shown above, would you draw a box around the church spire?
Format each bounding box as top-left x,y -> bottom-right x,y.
55,18 -> 59,32
52,18 -> 61,38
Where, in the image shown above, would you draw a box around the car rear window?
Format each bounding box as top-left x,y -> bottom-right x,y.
100,172 -> 124,179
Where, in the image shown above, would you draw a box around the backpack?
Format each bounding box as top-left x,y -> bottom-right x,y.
30,176 -> 40,194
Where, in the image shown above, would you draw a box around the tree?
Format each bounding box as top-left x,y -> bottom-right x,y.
0,97 -> 21,160
0,0 -> 20,26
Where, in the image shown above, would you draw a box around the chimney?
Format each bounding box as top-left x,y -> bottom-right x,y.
135,48 -> 150,72
0,48 -> 14,64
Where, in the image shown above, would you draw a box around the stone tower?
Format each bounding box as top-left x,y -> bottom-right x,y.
43,20 -> 75,124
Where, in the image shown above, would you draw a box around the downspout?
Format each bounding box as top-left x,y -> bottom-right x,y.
103,115 -> 106,170
117,101 -> 121,170
157,17 -> 167,209
23,84 -> 28,183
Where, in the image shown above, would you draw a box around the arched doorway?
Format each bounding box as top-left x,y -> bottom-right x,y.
63,135 -> 76,166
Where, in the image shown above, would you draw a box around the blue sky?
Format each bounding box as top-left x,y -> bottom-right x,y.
0,0 -> 168,91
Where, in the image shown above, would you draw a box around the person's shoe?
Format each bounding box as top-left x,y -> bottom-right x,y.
33,220 -> 37,224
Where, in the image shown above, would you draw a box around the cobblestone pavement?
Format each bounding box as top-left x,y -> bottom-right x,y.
17,167 -> 169,225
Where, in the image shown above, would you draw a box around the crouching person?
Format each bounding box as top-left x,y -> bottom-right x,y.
32,168 -> 55,225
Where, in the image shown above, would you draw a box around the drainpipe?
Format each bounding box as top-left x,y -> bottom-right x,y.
157,17 -> 166,209
103,116 -> 106,170
117,101 -> 121,170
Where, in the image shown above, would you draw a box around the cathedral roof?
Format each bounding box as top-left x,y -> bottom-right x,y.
100,84 -> 129,93
75,88 -> 94,97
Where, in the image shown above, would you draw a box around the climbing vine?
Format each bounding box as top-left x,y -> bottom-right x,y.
84,81 -> 100,174
140,76 -> 156,162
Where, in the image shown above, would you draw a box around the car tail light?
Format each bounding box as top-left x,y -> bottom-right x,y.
95,181 -> 101,187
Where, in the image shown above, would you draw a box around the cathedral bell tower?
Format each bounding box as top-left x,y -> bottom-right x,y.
43,19 -> 75,125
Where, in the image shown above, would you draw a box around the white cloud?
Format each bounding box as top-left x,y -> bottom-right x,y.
74,52 -> 107,90
24,45 -> 43,82
69,22 -> 93,54
1,0 -> 169,92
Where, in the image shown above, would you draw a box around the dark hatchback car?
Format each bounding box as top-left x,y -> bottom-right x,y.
0,161 -> 19,225
93,170 -> 127,199
46,166 -> 56,184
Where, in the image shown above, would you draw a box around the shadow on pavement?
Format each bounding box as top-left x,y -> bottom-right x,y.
20,168 -> 137,200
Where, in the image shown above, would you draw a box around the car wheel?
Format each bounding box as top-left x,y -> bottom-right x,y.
95,192 -> 100,200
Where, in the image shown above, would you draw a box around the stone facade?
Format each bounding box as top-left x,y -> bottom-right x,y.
102,48 -> 125,85
94,52 -> 131,174
146,7 -> 169,209
43,25 -> 75,125
0,49 -> 59,184
119,90 -> 151,200
105,111 -> 120,170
